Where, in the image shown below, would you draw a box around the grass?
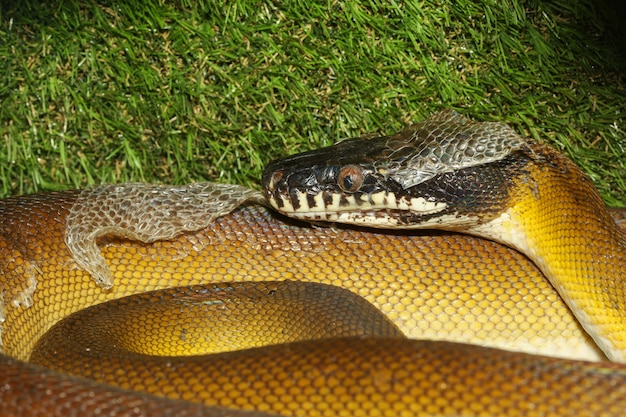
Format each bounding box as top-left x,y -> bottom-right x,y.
0,0 -> 624,206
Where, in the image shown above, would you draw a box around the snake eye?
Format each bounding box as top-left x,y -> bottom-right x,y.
337,165 -> 364,192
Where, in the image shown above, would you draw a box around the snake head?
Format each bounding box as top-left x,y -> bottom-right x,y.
262,109 -> 526,230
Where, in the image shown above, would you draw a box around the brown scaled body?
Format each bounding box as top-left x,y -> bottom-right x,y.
0,193 -> 602,361
1,183 -> 626,415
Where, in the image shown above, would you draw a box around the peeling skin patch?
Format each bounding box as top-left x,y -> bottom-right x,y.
0,293 -> 5,351
0,263 -> 40,350
12,272 -> 38,309
0,293 -> 5,323
65,183 -> 265,289
388,109 -> 525,189
1,282 -> 35,351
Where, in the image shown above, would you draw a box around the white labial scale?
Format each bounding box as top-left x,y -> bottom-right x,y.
334,212 -> 401,228
408,197 -> 447,214
64,183 -> 265,289
370,191 -> 391,207
290,190 -> 446,216
285,189 -> 448,229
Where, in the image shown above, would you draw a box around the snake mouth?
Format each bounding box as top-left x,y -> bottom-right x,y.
264,179 -> 449,227
263,165 -> 452,229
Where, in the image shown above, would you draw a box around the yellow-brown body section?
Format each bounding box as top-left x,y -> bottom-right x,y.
0,193 -> 602,362
482,140 -> 626,360
0,140 -> 626,415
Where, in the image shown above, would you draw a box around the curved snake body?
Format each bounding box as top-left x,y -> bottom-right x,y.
1,110 -> 626,416
263,109 -> 626,361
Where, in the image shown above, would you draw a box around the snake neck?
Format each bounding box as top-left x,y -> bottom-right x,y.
471,141 -> 626,362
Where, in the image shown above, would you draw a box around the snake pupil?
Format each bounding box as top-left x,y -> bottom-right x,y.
338,165 -> 364,192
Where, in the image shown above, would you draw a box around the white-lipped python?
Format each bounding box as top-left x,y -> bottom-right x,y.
1,109 -> 626,416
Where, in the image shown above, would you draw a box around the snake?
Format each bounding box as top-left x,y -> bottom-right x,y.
1,109 -> 626,416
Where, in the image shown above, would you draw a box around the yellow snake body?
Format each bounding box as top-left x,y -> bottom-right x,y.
483,142 -> 626,360
1,110 -> 626,416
